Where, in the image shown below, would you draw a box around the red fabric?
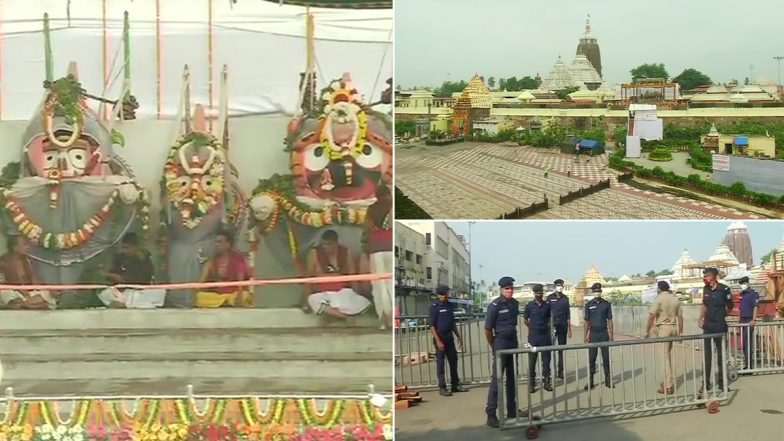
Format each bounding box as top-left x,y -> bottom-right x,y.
368,229 -> 392,252
208,251 -> 250,294
316,246 -> 349,292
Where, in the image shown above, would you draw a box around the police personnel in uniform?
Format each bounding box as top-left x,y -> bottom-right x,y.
737,276 -> 759,371
584,283 -> 615,390
524,284 -> 553,393
485,276 -> 521,428
429,285 -> 469,396
698,267 -> 733,392
546,279 -> 572,380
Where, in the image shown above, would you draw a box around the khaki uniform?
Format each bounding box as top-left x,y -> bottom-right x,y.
650,291 -> 682,389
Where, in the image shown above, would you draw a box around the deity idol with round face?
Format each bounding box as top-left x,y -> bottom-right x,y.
288,73 -> 392,208
1,64 -> 145,283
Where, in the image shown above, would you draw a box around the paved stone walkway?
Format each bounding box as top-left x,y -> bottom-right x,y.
396,143 -> 764,220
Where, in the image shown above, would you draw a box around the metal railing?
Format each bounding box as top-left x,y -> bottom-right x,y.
496,334 -> 729,437
726,320 -> 784,378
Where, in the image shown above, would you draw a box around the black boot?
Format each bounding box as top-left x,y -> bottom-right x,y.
605,376 -> 615,389
439,387 -> 452,396
583,375 -> 596,390
486,414 -> 500,428
543,377 -> 553,392
451,385 -> 468,393
528,380 -> 537,394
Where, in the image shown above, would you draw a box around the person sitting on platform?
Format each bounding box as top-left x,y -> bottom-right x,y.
195,230 -> 253,308
0,236 -> 57,309
98,232 -> 163,309
365,185 -> 393,330
306,229 -> 371,326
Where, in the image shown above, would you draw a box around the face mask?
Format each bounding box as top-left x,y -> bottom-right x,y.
535,293 -> 543,299
593,290 -> 602,297
741,284 -> 749,291
501,288 -> 513,299
703,277 -> 712,286
556,286 -> 563,293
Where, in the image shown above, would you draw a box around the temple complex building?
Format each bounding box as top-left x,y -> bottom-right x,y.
576,15 -> 602,77
451,74 -> 491,137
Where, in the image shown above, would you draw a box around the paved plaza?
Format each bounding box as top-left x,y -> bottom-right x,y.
396,321 -> 783,441
395,143 -> 764,220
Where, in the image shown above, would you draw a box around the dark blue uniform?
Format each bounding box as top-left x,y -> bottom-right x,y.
485,296 -> 520,418
584,297 -> 612,378
738,288 -> 759,369
429,300 -> 460,389
546,292 -> 571,377
524,299 -> 552,382
702,283 -> 733,389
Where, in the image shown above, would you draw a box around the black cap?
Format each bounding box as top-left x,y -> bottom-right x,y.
532,284 -> 544,294
435,285 -> 449,295
739,276 -> 750,284
657,281 -> 670,291
591,283 -> 602,291
703,267 -> 719,276
498,276 -> 515,288
554,279 -> 565,286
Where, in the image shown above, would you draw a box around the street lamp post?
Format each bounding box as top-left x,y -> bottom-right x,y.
774,56 -> 784,93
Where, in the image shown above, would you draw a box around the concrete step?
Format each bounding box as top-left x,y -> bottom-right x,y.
4,377 -> 392,396
0,329 -> 389,357
0,308 -> 392,395
0,308 -> 381,331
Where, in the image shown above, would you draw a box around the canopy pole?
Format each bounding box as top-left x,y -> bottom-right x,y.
102,0 -> 108,121
155,0 -> 162,119
207,0 -> 214,132
306,9 -> 315,112
44,13 -> 52,82
123,11 -> 131,84
0,1 -> 4,120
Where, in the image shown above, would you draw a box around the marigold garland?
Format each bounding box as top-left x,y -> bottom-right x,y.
239,399 -> 286,426
319,110 -> 368,162
295,399 -> 344,428
254,191 -> 368,235
39,400 -> 91,428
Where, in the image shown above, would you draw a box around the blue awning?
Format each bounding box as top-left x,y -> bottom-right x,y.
734,136 -> 749,146
579,139 -> 601,148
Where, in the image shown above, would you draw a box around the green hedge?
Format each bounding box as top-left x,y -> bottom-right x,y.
649,148 -> 673,162
394,186 -> 431,219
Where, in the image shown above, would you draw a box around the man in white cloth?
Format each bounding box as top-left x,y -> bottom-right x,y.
98,233 -> 165,309
306,230 -> 371,326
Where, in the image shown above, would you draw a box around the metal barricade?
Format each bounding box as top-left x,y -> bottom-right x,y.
726,320 -> 784,379
495,334 -> 728,439
395,314 -> 529,388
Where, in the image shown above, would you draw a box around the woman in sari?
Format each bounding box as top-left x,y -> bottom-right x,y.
365,185 -> 393,330
195,230 -> 253,308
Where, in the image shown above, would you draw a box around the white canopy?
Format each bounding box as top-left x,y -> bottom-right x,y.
0,0 -> 392,120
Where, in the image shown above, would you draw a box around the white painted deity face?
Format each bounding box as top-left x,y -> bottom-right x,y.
28,132 -> 100,179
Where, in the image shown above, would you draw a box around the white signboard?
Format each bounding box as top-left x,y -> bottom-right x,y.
626,135 -> 641,158
713,154 -> 731,171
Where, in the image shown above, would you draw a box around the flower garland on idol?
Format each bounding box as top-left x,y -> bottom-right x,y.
2,183 -> 150,251
163,132 -> 227,230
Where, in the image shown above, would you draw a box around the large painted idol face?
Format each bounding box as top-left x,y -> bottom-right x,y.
289,74 -> 392,205
164,132 -> 226,228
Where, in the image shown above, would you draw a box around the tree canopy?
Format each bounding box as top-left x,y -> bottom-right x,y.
433,80 -> 468,97
672,68 -> 712,91
630,63 -> 669,82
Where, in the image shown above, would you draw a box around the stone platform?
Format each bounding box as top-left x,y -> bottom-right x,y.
0,309 -> 392,396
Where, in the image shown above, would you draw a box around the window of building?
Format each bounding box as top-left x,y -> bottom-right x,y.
395,246 -> 399,257
405,251 -> 413,261
416,254 -> 422,264
426,267 -> 432,280
426,233 -> 432,246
